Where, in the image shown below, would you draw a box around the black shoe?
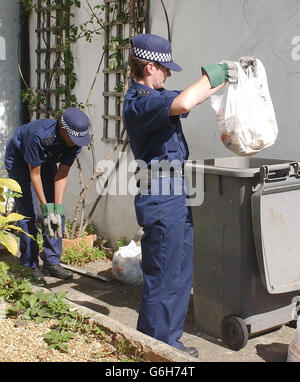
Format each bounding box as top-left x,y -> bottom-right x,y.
182,346 -> 199,358
31,267 -> 46,284
42,265 -> 73,280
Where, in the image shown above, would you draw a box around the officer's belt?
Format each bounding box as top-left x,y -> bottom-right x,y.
135,168 -> 184,187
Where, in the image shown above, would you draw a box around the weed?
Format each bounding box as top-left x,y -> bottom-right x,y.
0,262 -> 33,302
84,222 -> 96,235
114,236 -> 128,251
0,261 -> 142,359
0,257 -> 145,361
116,337 -> 132,355
64,219 -> 96,238
0,262 -> 86,352
43,329 -> 75,352
61,234 -> 106,266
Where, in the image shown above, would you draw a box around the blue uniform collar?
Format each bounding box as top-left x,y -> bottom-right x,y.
55,120 -> 68,146
130,80 -> 166,96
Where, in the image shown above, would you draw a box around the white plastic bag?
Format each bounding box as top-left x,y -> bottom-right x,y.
112,240 -> 143,285
211,59 -> 278,156
287,317 -> 300,362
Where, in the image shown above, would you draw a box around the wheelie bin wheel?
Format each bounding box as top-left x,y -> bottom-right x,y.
221,315 -> 248,351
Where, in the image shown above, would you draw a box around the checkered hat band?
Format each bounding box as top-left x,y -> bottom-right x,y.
61,116 -> 88,137
133,46 -> 171,62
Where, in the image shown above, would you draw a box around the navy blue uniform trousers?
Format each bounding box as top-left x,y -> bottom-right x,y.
5,139 -> 64,268
134,177 -> 193,350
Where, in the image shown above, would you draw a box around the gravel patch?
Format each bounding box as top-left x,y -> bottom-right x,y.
0,318 -> 129,362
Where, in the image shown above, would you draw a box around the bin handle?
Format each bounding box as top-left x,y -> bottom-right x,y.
259,162 -> 299,183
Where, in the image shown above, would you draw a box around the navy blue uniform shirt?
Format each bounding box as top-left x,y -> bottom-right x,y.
12,119 -> 81,167
123,81 -> 189,167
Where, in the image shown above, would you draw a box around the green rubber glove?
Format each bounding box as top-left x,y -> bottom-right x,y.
54,203 -> 64,216
40,203 -> 56,237
40,203 -> 54,217
202,61 -> 237,88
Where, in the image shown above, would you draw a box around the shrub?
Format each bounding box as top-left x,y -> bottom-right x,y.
0,178 -> 34,255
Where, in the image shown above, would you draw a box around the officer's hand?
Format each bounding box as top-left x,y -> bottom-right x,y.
49,213 -> 62,239
43,212 -> 57,238
40,202 -> 54,217
54,203 -> 64,216
41,203 -> 55,238
238,56 -> 257,75
53,204 -> 64,238
201,61 -> 238,88
220,61 -> 238,83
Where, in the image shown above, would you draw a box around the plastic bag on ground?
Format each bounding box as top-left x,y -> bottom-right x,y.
112,239 -> 143,285
211,59 -> 278,156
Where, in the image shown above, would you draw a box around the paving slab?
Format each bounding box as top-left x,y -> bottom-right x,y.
45,259 -> 296,362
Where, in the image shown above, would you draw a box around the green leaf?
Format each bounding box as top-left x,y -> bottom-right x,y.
35,317 -> 45,324
34,289 -> 46,300
0,216 -> 6,227
57,343 -> 68,352
5,213 -> 27,223
6,301 -> 25,316
56,291 -> 67,300
22,308 -> 33,320
0,231 -> 19,255
0,186 -> 5,202
0,178 -> 22,193
6,225 -> 35,240
0,203 -> 5,214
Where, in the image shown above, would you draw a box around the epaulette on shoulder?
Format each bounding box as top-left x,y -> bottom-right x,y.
136,88 -> 151,97
41,134 -> 56,147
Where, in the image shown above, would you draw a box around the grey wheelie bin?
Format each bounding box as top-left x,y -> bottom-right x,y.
187,157 -> 300,351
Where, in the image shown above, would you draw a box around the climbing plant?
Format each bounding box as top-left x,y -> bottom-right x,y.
17,0 -> 148,239
18,0 -> 112,117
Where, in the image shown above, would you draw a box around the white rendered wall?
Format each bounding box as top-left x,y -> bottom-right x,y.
27,0 -> 300,243
0,1 -> 20,168
149,0 -> 300,161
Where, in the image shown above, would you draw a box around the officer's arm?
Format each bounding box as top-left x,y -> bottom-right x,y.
169,74 -> 225,116
28,165 -> 47,205
54,164 -> 71,204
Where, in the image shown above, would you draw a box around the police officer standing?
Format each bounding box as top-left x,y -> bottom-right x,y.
5,107 -> 91,283
123,34 -> 252,358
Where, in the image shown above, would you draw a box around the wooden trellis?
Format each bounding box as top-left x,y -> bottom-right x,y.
102,0 -> 148,143
34,0 -> 148,135
35,0 -> 70,119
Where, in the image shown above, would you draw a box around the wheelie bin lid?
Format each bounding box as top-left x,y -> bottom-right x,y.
187,157 -> 300,294
251,162 -> 300,294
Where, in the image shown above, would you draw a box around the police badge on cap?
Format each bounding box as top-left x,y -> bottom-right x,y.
61,107 -> 91,146
130,33 -> 182,72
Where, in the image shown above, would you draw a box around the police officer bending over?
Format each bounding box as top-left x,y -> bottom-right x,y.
123,34 -> 253,358
5,107 -> 90,283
